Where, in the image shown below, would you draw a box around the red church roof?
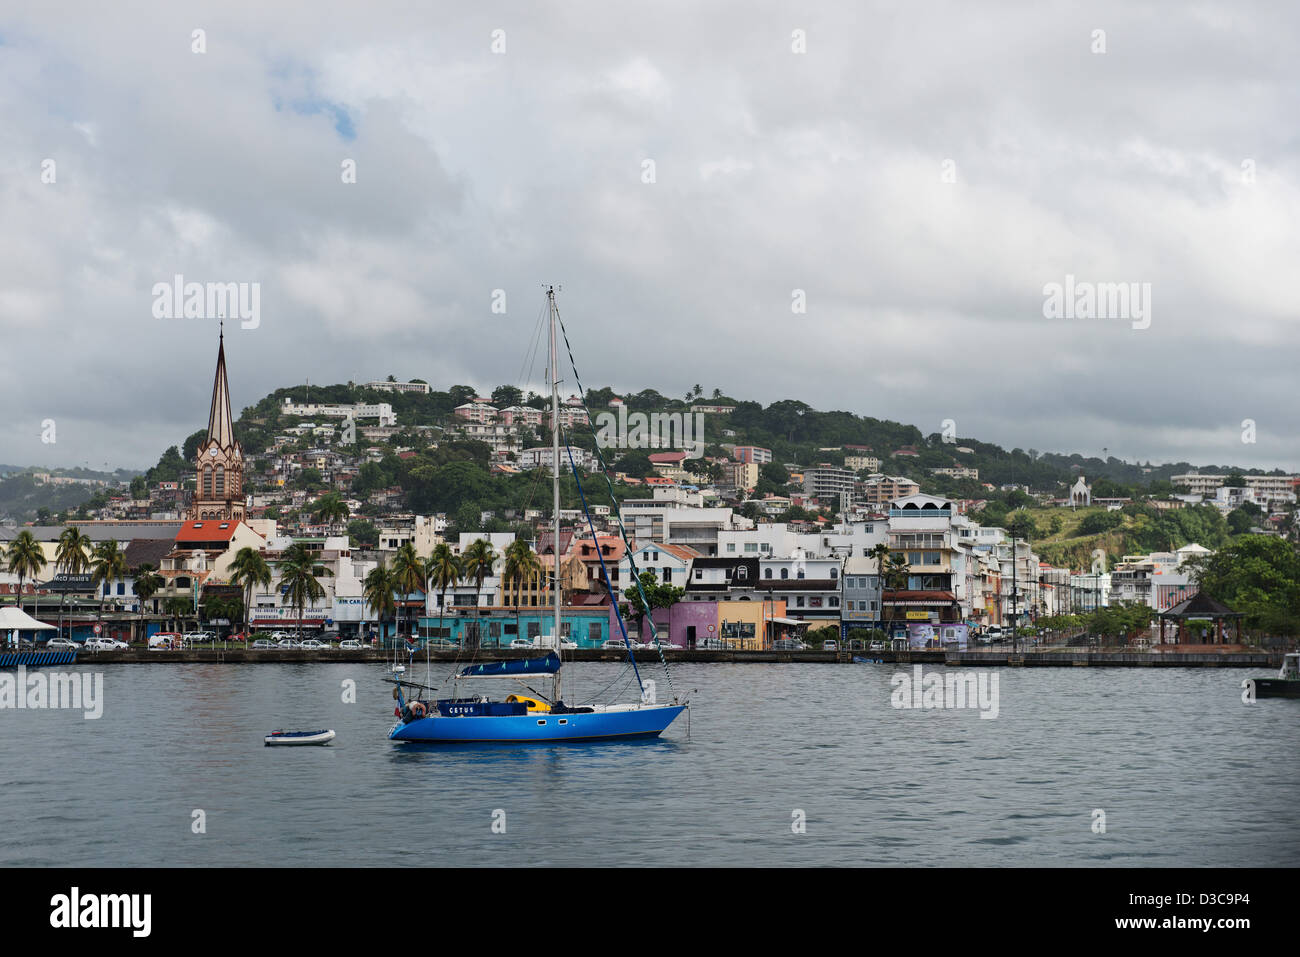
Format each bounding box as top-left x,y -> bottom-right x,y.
175,520 -> 240,543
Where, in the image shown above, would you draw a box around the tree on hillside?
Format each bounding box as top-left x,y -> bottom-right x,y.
491,385 -> 524,408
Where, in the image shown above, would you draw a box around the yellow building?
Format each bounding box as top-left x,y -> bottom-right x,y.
717,598 -> 789,649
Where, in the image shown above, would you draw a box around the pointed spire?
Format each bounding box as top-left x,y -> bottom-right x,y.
206,328 -> 235,449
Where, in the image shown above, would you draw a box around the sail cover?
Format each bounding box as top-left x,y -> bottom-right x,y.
457,652 -> 561,679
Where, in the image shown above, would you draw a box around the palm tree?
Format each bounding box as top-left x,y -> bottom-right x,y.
89,539 -> 128,633
229,546 -> 273,638
5,531 -> 47,644
312,493 -> 350,530
131,563 -> 165,642
55,526 -> 92,638
426,543 -> 461,648
869,541 -> 900,638
390,543 -> 426,642
277,542 -> 332,641
362,563 -> 397,644
460,538 -> 499,649
502,538 -> 541,645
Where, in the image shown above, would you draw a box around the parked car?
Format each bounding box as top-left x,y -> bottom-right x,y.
510,638 -> 534,649
427,639 -> 458,649
45,637 -> 79,651
298,639 -> 328,650
184,631 -> 216,644
868,640 -> 886,652
275,638 -> 300,649
772,638 -> 806,650
338,639 -> 364,650
148,633 -> 184,651
823,639 -> 838,652
251,639 -> 276,650
83,637 -> 128,652
269,631 -> 295,642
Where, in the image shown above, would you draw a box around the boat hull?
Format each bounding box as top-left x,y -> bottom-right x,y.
265,730 -> 336,746
389,704 -> 686,743
1252,678 -> 1300,699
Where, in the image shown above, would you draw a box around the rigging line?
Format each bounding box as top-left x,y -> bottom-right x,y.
563,437 -> 644,695
581,660 -> 635,704
553,305 -> 676,697
513,299 -> 549,395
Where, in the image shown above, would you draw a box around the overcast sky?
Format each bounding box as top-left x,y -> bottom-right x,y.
2,1 -> 1297,474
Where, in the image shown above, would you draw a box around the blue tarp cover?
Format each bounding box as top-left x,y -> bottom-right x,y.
457,652 -> 561,678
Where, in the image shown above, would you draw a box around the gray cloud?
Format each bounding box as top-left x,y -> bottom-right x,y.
1,0 -> 1296,472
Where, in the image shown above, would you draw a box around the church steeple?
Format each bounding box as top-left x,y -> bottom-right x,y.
188,326 -> 245,523
206,324 -> 235,450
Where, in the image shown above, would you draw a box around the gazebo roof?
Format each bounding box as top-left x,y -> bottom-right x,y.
1158,591 -> 1244,620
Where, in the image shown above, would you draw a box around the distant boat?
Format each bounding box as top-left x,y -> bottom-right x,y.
388,288 -> 688,745
1250,653 -> 1300,699
265,729 -> 336,746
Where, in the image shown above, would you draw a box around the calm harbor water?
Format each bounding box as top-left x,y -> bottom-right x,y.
1,661 -> 1296,867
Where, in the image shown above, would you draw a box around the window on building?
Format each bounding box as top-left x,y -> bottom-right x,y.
830,597 -> 839,607
744,543 -> 757,552
735,567 -> 748,581
797,569 -> 805,579
796,596 -> 805,607
527,622 -> 540,639
781,568 -> 789,579
829,568 -> 838,580
589,623 -> 601,642
662,568 -> 671,583
764,568 -> 773,579
726,543 -> 736,553
694,568 -> 703,580
203,467 -> 213,497
215,465 -> 225,496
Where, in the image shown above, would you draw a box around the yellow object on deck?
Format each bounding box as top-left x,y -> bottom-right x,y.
506,694 -> 551,713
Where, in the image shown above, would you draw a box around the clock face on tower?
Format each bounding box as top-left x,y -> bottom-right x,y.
208,447 -> 218,457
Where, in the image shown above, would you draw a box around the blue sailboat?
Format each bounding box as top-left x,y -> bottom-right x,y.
388,287 -> 688,744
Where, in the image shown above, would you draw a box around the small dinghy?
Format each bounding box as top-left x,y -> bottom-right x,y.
264,729 -> 335,746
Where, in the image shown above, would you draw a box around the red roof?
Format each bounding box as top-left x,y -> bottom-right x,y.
175,520 -> 240,543
647,451 -> 688,464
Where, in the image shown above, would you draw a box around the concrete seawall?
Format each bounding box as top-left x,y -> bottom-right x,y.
63,648 -> 1281,668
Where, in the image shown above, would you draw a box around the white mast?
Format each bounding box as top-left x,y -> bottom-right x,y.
548,287 -> 562,690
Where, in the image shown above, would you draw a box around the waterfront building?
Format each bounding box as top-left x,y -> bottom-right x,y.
839,554 -> 883,637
